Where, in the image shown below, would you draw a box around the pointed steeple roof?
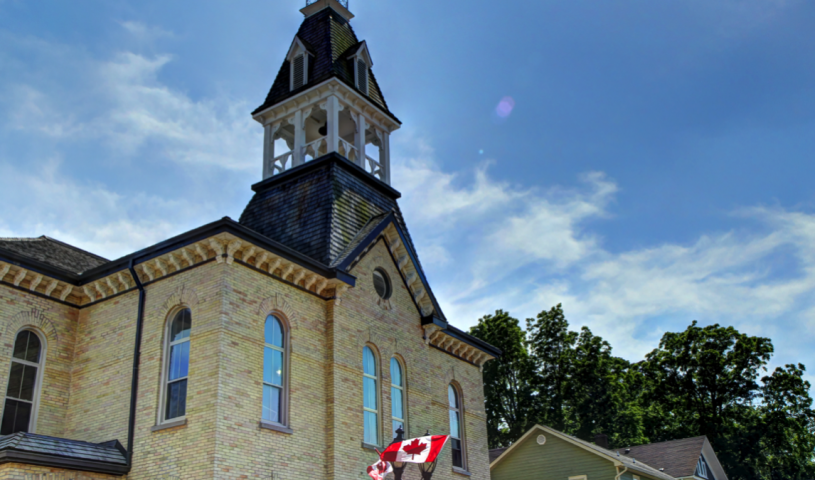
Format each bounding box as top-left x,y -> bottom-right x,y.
252,7 -> 398,122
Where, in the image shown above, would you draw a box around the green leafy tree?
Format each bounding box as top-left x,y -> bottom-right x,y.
640,321 -> 815,480
525,304 -> 576,431
469,310 -> 536,448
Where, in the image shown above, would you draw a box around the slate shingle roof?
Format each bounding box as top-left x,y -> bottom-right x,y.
0,432 -> 127,466
0,236 -> 108,275
252,6 -> 397,121
489,447 -> 508,463
623,436 -> 706,478
239,153 -> 422,274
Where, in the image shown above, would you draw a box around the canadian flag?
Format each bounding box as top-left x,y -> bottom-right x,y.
380,435 -> 450,464
366,459 -> 393,480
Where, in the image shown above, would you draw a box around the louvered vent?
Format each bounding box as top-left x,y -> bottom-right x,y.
357,59 -> 368,95
293,54 -> 305,90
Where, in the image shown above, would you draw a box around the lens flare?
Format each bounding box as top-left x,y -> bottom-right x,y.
495,96 -> 516,118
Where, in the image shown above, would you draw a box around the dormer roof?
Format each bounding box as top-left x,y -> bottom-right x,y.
252,7 -> 397,122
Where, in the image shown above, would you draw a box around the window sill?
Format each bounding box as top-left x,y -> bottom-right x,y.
452,467 -> 472,476
259,420 -> 293,434
151,418 -> 187,432
361,442 -> 380,451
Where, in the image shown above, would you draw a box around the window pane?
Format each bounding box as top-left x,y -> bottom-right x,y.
262,385 -> 281,423
448,385 -> 458,408
12,331 -> 30,360
171,309 -> 191,342
265,316 -> 284,348
364,411 -> 378,445
451,438 -> 463,468
6,363 -> 23,398
390,358 -> 402,387
363,377 -> 377,410
264,347 -> 283,386
392,420 -> 403,439
391,387 -> 403,419
169,342 -> 190,381
23,333 -> 41,363
19,365 -> 38,401
449,410 -> 460,438
363,347 -> 376,376
0,399 -> 31,435
166,379 -> 187,420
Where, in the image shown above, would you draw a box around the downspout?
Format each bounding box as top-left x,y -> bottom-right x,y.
126,259 -> 146,468
615,463 -> 629,480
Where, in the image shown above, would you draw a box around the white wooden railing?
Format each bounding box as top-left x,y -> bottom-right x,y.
339,138 -> 358,163
365,154 -> 383,180
303,137 -> 326,160
272,152 -> 292,175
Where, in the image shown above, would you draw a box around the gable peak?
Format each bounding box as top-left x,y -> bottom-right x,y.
301,0 -> 354,22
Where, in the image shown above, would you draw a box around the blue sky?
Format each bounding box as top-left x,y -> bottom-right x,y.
1,0 -> 815,379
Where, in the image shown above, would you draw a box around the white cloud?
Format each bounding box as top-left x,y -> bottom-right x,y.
395,146 -> 815,371
119,21 -> 173,41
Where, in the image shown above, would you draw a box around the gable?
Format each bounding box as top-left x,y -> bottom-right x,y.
491,427 -> 617,480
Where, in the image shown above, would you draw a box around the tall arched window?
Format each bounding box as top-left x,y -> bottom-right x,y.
1,330 -> 44,435
162,309 -> 191,423
390,357 -> 406,439
263,315 -> 287,425
363,346 -> 379,446
449,384 -> 465,469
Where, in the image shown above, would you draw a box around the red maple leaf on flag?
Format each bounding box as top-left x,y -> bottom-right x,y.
403,438 -> 428,459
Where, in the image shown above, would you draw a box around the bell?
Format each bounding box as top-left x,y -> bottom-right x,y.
319,122 -> 327,136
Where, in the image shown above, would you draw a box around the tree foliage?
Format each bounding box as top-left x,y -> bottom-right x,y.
470,306 -> 815,480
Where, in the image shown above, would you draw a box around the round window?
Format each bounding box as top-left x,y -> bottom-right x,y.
536,434 -> 546,445
373,268 -> 392,300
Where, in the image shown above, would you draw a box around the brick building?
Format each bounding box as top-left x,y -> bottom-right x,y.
0,1 -> 500,478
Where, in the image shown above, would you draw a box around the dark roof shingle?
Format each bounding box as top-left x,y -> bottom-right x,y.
623,436 -> 706,478
0,432 -> 127,466
252,7 -> 396,121
0,236 -> 108,274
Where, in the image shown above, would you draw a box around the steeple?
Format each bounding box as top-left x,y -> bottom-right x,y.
252,1 -> 401,185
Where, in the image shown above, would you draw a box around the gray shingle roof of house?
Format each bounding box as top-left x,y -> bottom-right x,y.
0,236 -> 108,275
622,436 -> 706,478
252,6 -> 397,121
489,447 -> 508,463
0,432 -> 127,466
239,153 -> 422,275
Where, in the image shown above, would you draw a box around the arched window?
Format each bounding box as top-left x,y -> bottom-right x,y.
263,315 -> 287,425
449,384 -> 466,469
363,346 -> 379,445
2,330 -> 44,435
162,309 -> 191,423
390,357 -> 406,439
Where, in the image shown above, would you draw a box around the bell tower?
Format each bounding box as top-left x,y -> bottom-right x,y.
251,0 -> 401,185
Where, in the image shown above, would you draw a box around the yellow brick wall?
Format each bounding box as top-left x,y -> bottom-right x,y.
0,238 -> 492,480
0,286 -> 78,438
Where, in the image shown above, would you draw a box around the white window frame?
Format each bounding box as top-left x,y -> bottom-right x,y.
157,308 -> 191,425
2,328 -> 46,435
363,345 -> 380,446
390,356 -> 406,439
287,37 -> 311,91
261,314 -> 290,428
569,476 -> 588,480
449,383 -> 467,471
350,41 -> 373,95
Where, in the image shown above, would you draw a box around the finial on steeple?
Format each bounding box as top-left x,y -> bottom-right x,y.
302,0 -> 354,21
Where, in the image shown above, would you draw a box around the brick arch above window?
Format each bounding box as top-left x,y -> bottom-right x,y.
258,294 -> 300,330
158,285 -> 200,318
3,309 -> 59,348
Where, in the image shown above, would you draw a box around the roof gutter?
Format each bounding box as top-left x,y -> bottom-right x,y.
125,259 -> 146,470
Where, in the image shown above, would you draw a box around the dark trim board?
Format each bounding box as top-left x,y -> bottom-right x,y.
0,217 -> 356,292
0,450 -> 129,476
